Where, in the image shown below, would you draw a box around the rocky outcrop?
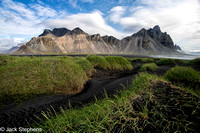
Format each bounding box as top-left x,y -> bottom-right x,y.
52,28 -> 70,37
15,26 -> 182,55
120,28 -> 177,54
14,45 -> 41,55
39,28 -> 70,37
26,36 -> 62,53
147,25 -> 180,50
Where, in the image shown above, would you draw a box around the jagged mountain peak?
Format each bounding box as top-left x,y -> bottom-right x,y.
133,28 -> 148,36
90,33 -> 102,41
52,28 -> 70,37
39,29 -> 52,37
147,25 -> 176,49
16,25 -> 182,55
102,35 -> 121,46
70,27 -> 86,35
152,25 -> 161,32
39,28 -> 70,37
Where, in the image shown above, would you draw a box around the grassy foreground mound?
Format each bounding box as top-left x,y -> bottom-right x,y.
35,73 -> 200,132
139,63 -> 158,72
164,66 -> 200,91
87,55 -> 133,71
0,56 -> 92,107
156,58 -> 176,66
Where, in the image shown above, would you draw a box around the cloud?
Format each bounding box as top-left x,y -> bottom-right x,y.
0,37 -> 27,52
108,0 -> 200,51
30,4 -> 57,18
41,11 -> 127,38
0,0 -> 68,50
68,0 -> 94,9
108,6 -> 125,23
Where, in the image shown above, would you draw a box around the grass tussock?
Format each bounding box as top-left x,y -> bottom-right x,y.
139,63 -> 158,72
140,58 -> 154,63
35,73 -> 200,133
87,55 -> 133,71
184,58 -> 200,66
0,56 -> 92,107
74,57 -> 94,77
86,55 -> 110,69
156,58 -> 176,66
126,58 -> 154,63
164,66 -> 200,90
105,56 -> 133,71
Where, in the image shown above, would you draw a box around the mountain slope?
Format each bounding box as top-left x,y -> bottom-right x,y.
15,26 -> 181,55
120,28 -> 178,54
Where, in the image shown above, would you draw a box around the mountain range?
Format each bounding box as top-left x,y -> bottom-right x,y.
14,25 -> 181,55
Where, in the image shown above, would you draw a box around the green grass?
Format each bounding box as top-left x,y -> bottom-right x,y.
164,66 -> 200,90
86,55 -> 110,69
140,58 -> 154,63
105,56 -> 133,71
126,58 -> 154,63
156,58 -> 176,66
139,63 -> 158,72
184,58 -> 200,66
87,55 -> 133,71
74,57 -> 94,76
0,56 -> 92,107
0,55 -> 132,107
126,58 -> 140,62
34,73 -> 200,132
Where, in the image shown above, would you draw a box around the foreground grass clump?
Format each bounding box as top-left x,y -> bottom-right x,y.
86,55 -> 110,69
105,56 -> 133,71
164,66 -> 200,90
74,57 -> 94,76
0,56 -> 91,107
184,58 -> 200,66
35,73 -> 200,132
156,58 -> 176,66
140,58 -> 154,63
87,55 -> 133,71
191,58 -> 200,65
140,63 -> 158,72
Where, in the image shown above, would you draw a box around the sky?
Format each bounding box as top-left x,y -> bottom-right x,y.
0,0 -> 200,53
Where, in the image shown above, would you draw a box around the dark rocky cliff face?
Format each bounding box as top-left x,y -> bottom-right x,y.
102,35 -> 121,46
39,29 -> 52,37
69,27 -> 86,35
39,28 -> 70,37
147,25 -> 180,50
52,28 -> 70,37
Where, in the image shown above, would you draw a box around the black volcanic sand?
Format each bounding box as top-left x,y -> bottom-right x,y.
0,60 -> 195,128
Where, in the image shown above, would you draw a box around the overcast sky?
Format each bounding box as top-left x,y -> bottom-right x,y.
0,0 -> 200,52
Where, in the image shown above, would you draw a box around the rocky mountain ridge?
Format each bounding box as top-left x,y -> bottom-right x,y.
15,25 -> 181,54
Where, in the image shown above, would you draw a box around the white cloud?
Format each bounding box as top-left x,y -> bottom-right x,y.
41,11 -> 127,38
108,0 -> 200,51
1,0 -> 36,20
30,4 -> 57,18
108,6 -> 125,23
0,37 -> 27,52
0,0 -> 67,50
